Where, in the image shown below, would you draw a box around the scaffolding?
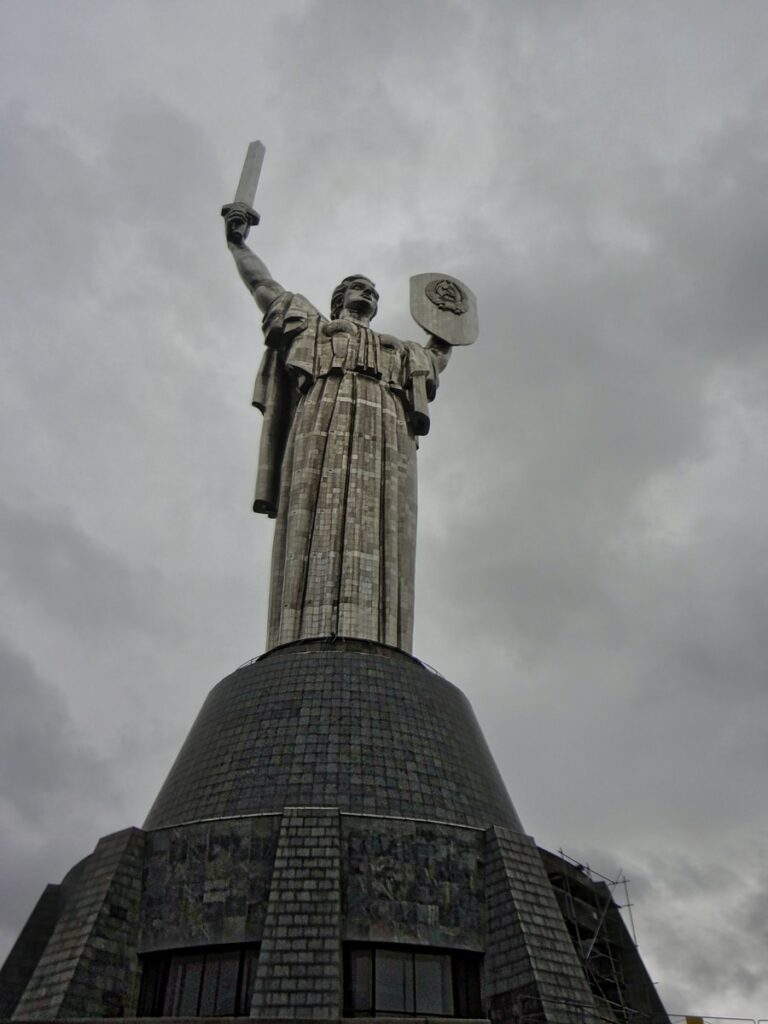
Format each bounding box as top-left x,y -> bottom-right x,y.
539,848 -> 669,1024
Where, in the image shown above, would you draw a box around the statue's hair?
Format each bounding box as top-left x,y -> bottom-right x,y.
330,275 -> 378,320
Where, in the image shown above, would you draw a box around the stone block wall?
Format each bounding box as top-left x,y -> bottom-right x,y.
250,808 -> 341,1018
3,811 -> 671,1023
485,827 -> 598,1024
12,829 -> 145,1020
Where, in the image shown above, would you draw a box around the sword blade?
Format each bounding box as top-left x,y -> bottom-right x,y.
234,140 -> 266,207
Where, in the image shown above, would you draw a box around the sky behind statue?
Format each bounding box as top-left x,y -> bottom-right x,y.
1,1 -> 768,1014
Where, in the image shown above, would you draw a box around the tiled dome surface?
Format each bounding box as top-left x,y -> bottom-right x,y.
144,640 -> 521,832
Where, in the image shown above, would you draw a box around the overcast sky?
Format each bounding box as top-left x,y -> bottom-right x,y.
1,1 -> 768,1015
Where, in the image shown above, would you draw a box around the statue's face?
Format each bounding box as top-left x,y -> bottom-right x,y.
343,278 -> 378,320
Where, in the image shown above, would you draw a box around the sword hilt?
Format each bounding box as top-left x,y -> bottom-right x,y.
221,202 -> 261,226
222,202 -> 260,244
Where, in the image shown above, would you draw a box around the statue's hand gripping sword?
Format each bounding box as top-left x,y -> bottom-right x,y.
221,140 -> 265,242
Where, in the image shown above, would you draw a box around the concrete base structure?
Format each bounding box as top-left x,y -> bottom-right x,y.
1,640 -> 669,1024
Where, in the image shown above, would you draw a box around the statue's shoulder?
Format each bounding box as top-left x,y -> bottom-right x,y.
263,291 -> 324,345
291,293 -> 324,318
264,291 -> 322,319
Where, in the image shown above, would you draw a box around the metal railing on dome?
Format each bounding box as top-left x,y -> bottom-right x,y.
235,633 -> 449,675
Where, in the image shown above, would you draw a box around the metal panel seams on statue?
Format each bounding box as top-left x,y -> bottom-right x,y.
223,143 -> 477,653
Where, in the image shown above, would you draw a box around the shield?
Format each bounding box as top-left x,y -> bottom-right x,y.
410,273 -> 479,346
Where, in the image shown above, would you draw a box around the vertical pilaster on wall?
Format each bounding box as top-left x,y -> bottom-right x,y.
250,807 -> 341,1019
12,828 -> 145,1020
484,827 -> 600,1024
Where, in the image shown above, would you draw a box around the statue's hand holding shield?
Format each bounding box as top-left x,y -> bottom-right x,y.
410,273 -> 478,346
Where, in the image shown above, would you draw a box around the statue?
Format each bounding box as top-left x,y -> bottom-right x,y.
223,143 -> 476,654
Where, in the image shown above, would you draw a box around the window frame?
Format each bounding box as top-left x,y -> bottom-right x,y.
343,942 -> 483,1018
138,944 -> 260,1018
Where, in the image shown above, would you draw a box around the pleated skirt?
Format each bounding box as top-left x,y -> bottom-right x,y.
266,371 -> 417,652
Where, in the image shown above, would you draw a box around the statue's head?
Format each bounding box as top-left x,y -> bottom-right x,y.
331,275 -> 379,322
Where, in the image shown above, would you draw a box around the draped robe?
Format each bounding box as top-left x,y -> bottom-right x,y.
252,291 -> 447,653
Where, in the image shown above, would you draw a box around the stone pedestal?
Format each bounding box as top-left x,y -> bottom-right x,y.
2,641 -> 668,1024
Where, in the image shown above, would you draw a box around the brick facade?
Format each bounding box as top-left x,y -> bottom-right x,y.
12,829 -> 145,1020
250,808 -> 341,1018
485,828 -> 598,1024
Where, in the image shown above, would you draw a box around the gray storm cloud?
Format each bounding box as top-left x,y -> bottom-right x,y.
1,1 -> 767,1013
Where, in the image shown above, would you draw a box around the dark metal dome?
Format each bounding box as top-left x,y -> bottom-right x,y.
144,639 -> 522,832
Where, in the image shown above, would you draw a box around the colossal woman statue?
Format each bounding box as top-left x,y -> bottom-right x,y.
225,203 -> 452,654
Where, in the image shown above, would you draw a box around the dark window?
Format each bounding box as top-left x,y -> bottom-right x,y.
347,947 -> 372,1010
344,944 -> 481,1017
415,952 -> 453,1015
376,949 -> 414,1013
138,946 -> 258,1017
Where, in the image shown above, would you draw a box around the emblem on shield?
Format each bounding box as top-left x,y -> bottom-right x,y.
410,272 -> 479,345
426,278 -> 469,315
